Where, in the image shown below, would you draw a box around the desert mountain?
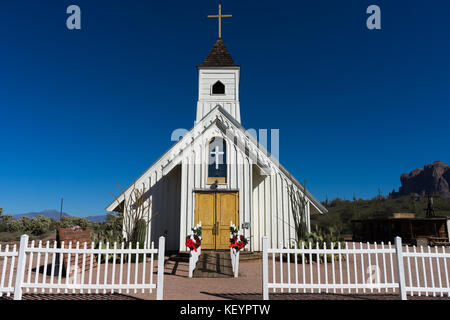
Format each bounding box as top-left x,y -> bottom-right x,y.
391,161 -> 450,198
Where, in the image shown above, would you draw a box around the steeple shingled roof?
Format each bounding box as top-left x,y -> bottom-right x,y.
198,38 -> 238,67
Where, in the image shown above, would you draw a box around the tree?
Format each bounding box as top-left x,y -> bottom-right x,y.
110,181 -> 158,241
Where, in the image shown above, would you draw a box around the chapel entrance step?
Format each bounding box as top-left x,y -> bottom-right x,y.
192,251 -> 234,278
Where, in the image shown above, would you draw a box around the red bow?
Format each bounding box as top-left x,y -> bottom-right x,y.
185,238 -> 197,252
229,241 -> 245,250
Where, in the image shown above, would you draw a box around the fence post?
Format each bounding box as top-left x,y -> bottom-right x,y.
156,236 -> 165,300
262,236 -> 269,300
394,236 -> 407,300
13,234 -> 29,300
188,250 -> 193,278
234,250 -> 239,278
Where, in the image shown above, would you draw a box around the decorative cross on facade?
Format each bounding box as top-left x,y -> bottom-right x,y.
207,4 -> 232,39
210,146 -> 224,170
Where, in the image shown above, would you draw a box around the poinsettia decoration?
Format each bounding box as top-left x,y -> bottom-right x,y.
185,222 -> 202,252
229,223 -> 248,251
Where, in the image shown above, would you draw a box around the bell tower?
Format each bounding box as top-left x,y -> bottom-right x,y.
196,5 -> 241,124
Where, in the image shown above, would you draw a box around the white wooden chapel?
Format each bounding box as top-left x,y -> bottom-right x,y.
106,5 -> 327,252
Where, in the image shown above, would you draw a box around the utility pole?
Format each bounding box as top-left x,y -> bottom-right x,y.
60,197 -> 64,220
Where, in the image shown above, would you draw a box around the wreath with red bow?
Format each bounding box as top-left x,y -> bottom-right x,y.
185,223 -> 202,252
229,225 -> 248,251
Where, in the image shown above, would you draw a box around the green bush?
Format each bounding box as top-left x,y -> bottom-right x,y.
29,215 -> 53,235
7,218 -> 25,233
3,215 -> 92,236
58,216 -> 89,229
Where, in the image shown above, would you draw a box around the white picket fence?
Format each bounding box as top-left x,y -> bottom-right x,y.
403,243 -> 450,297
1,234 -> 166,300
0,244 -> 18,297
262,236 -> 450,300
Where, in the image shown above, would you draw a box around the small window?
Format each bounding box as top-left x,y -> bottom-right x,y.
212,81 -> 225,95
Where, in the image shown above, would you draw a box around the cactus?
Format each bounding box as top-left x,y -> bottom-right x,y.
130,219 -> 147,263
132,219 -> 147,245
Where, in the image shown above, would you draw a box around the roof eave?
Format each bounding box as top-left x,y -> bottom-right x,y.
196,65 -> 240,70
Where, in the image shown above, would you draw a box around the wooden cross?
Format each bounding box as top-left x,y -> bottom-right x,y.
207,4 -> 232,39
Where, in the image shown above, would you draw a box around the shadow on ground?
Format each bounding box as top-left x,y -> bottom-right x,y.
0,293 -> 143,300
200,292 -> 450,300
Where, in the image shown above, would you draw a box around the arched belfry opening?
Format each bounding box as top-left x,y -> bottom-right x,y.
212,81 -> 225,95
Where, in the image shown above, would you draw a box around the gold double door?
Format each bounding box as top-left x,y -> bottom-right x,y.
194,191 -> 239,250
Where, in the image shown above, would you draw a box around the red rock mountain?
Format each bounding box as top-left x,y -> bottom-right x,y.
391,161 -> 450,198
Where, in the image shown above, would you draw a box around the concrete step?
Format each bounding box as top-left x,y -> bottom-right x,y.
193,251 -> 234,278
168,252 -> 190,263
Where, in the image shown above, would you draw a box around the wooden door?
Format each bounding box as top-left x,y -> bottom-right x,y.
216,192 -> 239,249
194,192 -> 239,250
194,192 -> 216,250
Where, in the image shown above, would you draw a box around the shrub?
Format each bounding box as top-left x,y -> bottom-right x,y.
29,215 -> 53,235
58,216 -> 89,229
7,218 -> 25,233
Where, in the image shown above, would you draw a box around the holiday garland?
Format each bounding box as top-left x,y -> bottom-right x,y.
229,224 -> 248,251
185,223 -> 202,252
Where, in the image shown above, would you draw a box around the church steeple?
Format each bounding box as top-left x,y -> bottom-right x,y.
198,38 -> 237,68
196,5 -> 241,124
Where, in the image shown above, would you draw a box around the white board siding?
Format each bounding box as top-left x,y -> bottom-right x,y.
270,172 -> 277,249
250,167 -> 309,251
179,159 -> 188,251
237,150 -> 244,231
198,71 -> 238,101
196,102 -> 241,124
264,172 -> 271,239
248,160 -> 253,250
142,142 -> 310,252
187,151 -> 195,245
112,108 -> 319,252
197,68 -> 241,124
282,178 -> 289,248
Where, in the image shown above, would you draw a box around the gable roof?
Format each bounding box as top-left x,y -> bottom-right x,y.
106,106 -> 327,215
198,38 -> 238,68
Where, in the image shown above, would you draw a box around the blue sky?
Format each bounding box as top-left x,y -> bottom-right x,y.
1,1 -> 449,217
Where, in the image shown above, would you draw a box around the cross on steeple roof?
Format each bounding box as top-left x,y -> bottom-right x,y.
207,4 -> 232,39
198,5 -> 238,68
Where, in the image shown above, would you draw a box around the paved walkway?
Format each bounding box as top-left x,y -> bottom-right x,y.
127,258 -> 263,300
